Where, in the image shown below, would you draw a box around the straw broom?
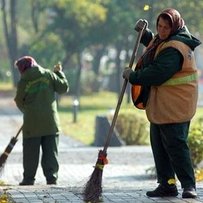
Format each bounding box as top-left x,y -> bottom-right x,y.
0,126 -> 22,173
83,23 -> 147,202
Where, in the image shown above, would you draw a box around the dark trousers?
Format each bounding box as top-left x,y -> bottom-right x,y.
22,134 -> 59,183
150,122 -> 195,188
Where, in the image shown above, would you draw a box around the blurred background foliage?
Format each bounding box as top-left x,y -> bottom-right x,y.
0,0 -> 203,95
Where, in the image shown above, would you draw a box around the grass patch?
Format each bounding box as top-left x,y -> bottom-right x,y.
0,82 -> 15,97
0,82 -> 13,90
58,91 -> 144,145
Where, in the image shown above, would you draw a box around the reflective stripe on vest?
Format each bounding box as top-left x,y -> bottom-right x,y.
162,72 -> 198,86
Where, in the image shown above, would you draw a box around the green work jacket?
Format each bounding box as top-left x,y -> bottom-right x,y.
14,65 -> 69,138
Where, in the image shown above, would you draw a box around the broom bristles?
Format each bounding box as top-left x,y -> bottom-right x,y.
83,167 -> 103,202
0,137 -> 18,174
0,153 -> 7,174
83,150 -> 108,202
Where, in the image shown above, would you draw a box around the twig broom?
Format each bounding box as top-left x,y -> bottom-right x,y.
0,125 -> 23,174
83,23 -> 147,202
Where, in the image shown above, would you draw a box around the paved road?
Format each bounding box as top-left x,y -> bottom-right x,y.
1,94 -> 203,202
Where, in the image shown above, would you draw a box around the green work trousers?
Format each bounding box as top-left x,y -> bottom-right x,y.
150,121 -> 195,188
22,134 -> 59,183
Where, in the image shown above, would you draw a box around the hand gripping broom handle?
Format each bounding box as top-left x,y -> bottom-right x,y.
103,23 -> 147,153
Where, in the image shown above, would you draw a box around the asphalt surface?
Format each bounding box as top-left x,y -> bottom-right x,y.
0,93 -> 203,202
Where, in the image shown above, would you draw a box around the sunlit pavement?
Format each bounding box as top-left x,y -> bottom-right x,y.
1,95 -> 203,202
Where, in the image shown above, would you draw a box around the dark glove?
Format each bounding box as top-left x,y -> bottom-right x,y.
134,19 -> 148,32
122,67 -> 133,80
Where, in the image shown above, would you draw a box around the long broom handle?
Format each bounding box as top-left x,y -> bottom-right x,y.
103,23 -> 147,153
14,125 -> 23,140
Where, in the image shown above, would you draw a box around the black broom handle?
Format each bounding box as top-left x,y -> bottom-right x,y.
103,23 -> 147,153
14,125 -> 23,139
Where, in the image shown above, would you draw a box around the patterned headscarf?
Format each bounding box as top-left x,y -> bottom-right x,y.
15,56 -> 37,74
156,8 -> 185,35
136,8 -> 185,69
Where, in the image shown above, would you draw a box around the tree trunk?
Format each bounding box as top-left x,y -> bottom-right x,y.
31,0 -> 39,33
115,44 -> 122,98
92,45 -> 105,75
75,52 -> 82,99
1,0 -> 19,86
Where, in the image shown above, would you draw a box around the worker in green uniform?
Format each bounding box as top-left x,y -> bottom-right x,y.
14,56 -> 69,185
123,8 -> 201,198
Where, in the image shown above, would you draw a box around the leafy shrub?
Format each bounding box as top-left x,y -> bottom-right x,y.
188,118 -> 203,168
114,111 -> 149,145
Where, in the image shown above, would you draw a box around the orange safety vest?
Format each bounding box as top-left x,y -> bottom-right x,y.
146,40 -> 198,124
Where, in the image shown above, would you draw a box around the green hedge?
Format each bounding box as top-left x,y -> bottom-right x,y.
114,111 -> 149,145
188,118 -> 203,168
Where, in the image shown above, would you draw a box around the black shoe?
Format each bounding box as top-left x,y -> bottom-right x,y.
182,186 -> 197,198
19,179 -> 34,186
146,184 -> 178,197
47,180 -> 57,185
